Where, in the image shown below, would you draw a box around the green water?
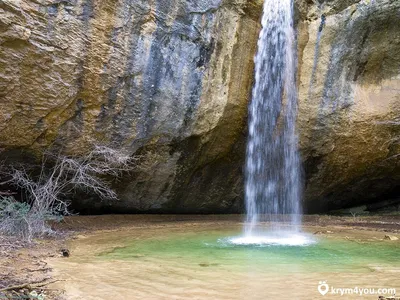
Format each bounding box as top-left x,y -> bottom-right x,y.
98,229 -> 400,274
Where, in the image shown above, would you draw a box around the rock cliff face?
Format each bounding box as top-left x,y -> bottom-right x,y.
0,0 -> 399,213
297,0 -> 400,212
0,0 -> 263,213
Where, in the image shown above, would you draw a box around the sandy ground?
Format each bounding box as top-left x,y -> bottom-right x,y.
0,236 -> 66,299
0,214 -> 399,299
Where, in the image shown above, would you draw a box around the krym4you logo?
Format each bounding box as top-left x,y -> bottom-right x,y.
318,281 -> 396,297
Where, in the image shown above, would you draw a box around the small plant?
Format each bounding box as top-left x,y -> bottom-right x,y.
0,146 -> 139,242
0,196 -> 31,240
0,196 -> 59,242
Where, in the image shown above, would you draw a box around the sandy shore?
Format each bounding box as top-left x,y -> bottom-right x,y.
0,215 -> 399,299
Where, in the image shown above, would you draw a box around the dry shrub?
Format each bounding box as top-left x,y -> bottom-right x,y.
0,146 -> 138,242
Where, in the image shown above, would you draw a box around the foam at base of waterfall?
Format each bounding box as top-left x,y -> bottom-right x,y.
227,233 -> 316,247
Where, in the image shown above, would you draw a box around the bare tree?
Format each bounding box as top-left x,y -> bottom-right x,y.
0,146 -> 139,241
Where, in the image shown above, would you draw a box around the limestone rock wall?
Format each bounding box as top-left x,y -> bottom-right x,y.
0,0 -> 399,213
297,0 -> 400,212
0,0 -> 263,213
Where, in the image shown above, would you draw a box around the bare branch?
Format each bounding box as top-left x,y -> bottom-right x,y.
0,146 -> 141,241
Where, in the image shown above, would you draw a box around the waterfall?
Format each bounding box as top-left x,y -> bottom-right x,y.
245,0 -> 302,236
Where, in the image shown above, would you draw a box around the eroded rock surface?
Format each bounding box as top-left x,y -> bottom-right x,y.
0,0 -> 262,213
0,0 -> 399,213
297,0 -> 400,212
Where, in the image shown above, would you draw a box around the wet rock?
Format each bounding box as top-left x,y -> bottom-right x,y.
60,249 -> 70,257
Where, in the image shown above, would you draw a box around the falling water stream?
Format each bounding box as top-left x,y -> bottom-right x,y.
243,0 -> 302,240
